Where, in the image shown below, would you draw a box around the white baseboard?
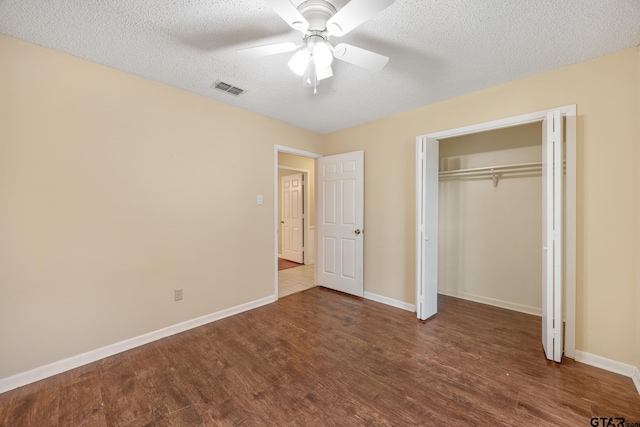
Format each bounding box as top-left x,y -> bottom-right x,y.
438,289 -> 542,317
363,292 -> 415,312
574,350 -> 637,378
0,295 -> 276,394
575,351 -> 640,396
633,367 -> 640,395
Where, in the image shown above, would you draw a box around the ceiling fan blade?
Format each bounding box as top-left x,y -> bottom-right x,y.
264,0 -> 310,32
333,43 -> 389,71
326,0 -> 395,36
237,42 -> 299,58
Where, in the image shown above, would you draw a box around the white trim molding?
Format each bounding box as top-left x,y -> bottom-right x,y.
633,367 -> 640,395
305,226 -> 315,265
438,289 -> 542,317
574,351 -> 640,396
0,295 -> 276,394
363,292 -> 416,312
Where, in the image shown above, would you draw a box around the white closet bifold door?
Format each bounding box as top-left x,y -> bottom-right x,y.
541,110 -> 563,363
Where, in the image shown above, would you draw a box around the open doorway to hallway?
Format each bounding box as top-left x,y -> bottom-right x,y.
276,149 -> 319,298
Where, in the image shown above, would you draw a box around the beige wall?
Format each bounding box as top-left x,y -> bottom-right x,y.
323,47 -> 640,366
0,35 -> 322,379
438,123 -> 542,314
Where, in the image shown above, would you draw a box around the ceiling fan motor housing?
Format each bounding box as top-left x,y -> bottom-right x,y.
306,32 -> 325,50
298,0 -> 337,32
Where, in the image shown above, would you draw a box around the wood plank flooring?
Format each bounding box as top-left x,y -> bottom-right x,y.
277,258 -> 304,271
1,289 -> 639,426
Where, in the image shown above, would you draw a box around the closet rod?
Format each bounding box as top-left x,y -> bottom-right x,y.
439,162 -> 542,177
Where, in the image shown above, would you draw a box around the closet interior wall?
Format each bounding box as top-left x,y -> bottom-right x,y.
438,123 -> 543,316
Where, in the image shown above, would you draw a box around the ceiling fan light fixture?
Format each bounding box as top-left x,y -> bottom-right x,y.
304,61 -> 317,87
288,49 -> 310,76
316,65 -> 333,81
312,41 -> 333,68
243,0 -> 394,91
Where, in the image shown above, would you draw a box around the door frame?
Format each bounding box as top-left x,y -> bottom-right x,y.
415,105 -> 577,359
274,145 -> 322,300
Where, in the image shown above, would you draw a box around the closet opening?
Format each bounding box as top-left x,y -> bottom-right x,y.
415,106 -> 576,362
438,122 -> 543,317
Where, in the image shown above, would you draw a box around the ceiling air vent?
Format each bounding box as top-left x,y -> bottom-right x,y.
211,80 -> 244,96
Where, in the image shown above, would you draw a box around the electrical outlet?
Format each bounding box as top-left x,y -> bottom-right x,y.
174,288 -> 183,301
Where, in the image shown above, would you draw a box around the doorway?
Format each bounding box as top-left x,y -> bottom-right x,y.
274,146 -> 321,299
415,106 -> 577,360
274,146 -> 366,300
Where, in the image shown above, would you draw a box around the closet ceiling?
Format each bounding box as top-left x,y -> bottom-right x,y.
1,1 -> 639,134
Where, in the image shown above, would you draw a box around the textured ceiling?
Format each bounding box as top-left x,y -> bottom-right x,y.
1,0 -> 639,134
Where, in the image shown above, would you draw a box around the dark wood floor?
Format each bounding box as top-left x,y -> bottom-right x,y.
278,258 -> 304,271
1,289 -> 639,426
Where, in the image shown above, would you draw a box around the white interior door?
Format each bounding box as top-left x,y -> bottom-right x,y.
542,110 -> 563,362
416,137 -> 439,320
316,151 -> 364,297
281,173 -> 304,263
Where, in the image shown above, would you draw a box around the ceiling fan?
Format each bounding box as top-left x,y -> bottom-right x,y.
238,0 -> 395,93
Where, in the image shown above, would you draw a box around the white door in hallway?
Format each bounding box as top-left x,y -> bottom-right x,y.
542,109 -> 563,363
281,173 -> 304,263
317,151 -> 364,297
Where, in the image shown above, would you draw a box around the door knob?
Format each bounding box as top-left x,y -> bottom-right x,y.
354,229 -> 361,235
281,221 -> 285,224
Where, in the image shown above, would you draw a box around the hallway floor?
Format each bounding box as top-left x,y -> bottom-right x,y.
278,263 -> 315,298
